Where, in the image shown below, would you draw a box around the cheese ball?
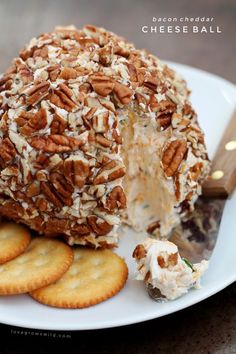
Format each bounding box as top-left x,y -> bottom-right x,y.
0,25 -> 210,247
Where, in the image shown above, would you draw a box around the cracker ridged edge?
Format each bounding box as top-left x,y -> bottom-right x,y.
30,253 -> 128,309
0,223 -> 31,264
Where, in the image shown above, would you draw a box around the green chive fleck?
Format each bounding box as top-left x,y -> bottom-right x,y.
143,204 -> 150,209
182,258 -> 194,272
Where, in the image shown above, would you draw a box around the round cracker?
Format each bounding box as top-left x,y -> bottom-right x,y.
0,237 -> 74,295
30,248 -> 128,309
0,222 -> 31,264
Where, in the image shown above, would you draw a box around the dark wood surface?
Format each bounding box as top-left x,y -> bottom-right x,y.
0,0 -> 235,83
203,110 -> 236,198
0,0 -> 235,353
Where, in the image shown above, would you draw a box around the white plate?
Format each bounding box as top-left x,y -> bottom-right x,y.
0,62 -> 236,331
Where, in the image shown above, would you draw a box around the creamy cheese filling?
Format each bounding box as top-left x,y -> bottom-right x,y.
120,111 -> 179,235
134,238 -> 208,300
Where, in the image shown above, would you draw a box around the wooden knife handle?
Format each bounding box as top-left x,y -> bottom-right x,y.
203,110 -> 236,198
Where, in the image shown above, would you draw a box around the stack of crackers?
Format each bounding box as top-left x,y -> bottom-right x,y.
0,222 -> 128,308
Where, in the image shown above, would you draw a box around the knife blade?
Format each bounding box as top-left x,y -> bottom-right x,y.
170,109 -> 236,263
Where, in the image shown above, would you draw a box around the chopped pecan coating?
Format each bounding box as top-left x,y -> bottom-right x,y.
25,81 -> 50,106
144,75 -> 159,92
41,181 -> 64,208
0,24 -> 210,248
29,135 -> 85,153
94,160 -> 125,185
49,83 -> 77,111
50,172 -> 73,206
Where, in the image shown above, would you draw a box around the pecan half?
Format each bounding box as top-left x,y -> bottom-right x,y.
18,108 -> 48,136
113,82 -> 133,105
32,45 -> 48,59
26,181 -> 40,197
162,140 -> 187,177
135,93 -> 147,107
149,94 -> 159,111
144,75 -> 159,92
114,45 -> 130,58
59,67 -> 77,80
160,99 -> 175,112
35,197 -> 48,212
95,134 -> 112,148
0,74 -> 13,92
15,59 -> 33,85
189,162 -> 203,181
105,186 -> 126,211
175,173 -> 181,201
132,244 -> 147,259
50,172 -> 73,206
98,44 -> 114,65
87,215 -> 113,236
70,223 -> 91,236
90,73 -> 115,97
15,111 -> 33,127
44,217 -> 69,236
156,100 -> 176,131
25,81 -> 50,106
63,158 -> 90,189
94,160 -> 125,185
126,63 -> 138,82
41,181 -> 63,208
82,107 -> 97,129
92,111 -> 109,132
49,83 -> 76,111
30,134 -> 85,153
0,138 -> 17,167
47,65 -> 61,81
112,130 -> 122,145
41,174 -> 73,208
50,113 -> 68,134
158,115 -> 172,131
0,200 -> 24,220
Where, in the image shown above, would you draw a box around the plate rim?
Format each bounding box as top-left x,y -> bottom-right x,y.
0,61 -> 236,331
